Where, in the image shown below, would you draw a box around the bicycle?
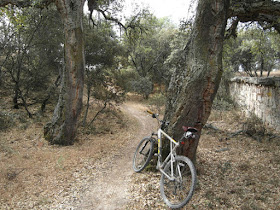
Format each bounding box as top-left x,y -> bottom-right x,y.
132,110 -> 197,209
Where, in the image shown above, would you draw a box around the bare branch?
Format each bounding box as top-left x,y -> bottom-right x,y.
87,0 -> 149,37
97,8 -> 126,29
88,100 -> 108,126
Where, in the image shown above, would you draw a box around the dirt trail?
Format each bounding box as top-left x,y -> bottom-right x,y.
76,102 -> 156,209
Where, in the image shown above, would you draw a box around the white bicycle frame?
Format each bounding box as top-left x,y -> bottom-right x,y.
156,128 -> 180,181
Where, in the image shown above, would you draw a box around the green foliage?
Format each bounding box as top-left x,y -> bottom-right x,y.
84,19 -> 125,103
221,23 -> 280,109
114,68 -> 139,92
84,20 -> 122,68
123,13 -> 176,87
148,93 -> 166,114
130,77 -> 153,99
0,6 -> 63,114
164,25 -> 191,78
1,6 -> 27,30
0,111 -> 14,131
82,18 -> 126,126
223,23 -> 280,77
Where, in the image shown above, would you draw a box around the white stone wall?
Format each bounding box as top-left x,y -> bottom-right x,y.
229,77 -> 280,131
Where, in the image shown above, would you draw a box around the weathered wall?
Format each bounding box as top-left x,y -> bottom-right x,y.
229,77 -> 280,131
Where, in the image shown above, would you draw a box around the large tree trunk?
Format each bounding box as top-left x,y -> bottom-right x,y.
44,0 -> 85,145
164,0 -> 229,162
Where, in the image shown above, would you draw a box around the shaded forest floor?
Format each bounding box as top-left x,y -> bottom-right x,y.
0,95 -> 280,209
127,100 -> 280,209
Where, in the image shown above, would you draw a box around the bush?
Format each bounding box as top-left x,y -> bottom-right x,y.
115,68 -> 139,93
243,114 -> 266,141
130,77 -> 153,99
0,112 -> 14,131
212,97 -> 234,111
148,93 -> 166,114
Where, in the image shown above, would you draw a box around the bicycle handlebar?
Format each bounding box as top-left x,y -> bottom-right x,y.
146,110 -> 197,140
147,110 -> 170,129
147,110 -> 154,115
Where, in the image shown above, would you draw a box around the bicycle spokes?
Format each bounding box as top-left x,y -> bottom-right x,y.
133,138 -> 154,172
160,157 -> 196,208
139,142 -> 150,156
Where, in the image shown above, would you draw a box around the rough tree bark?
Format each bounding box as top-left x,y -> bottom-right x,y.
164,0 -> 280,162
0,0 -> 85,145
164,0 -> 230,162
44,0 -> 85,145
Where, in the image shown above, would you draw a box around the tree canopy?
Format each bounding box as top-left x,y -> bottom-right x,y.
224,24 -> 280,77
1,0 -> 280,153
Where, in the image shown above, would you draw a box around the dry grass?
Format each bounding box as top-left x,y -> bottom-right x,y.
269,70 -> 280,77
1,95 -> 280,209
127,108 -> 280,209
193,109 -> 280,209
0,100 -> 131,209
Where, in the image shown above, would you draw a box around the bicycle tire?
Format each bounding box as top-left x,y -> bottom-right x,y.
160,155 -> 197,209
132,137 -> 155,172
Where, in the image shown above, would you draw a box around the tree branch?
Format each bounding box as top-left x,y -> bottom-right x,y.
97,8 -> 126,29
225,17 -> 239,39
0,0 -> 53,8
88,100 -> 108,126
229,0 -> 280,33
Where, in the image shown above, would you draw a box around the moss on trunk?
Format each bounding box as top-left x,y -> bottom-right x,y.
164,0 -> 230,162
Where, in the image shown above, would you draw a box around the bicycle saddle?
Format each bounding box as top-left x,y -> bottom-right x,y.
182,126 -> 198,133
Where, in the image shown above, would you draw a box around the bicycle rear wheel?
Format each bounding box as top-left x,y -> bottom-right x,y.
160,155 -> 197,209
133,137 -> 155,172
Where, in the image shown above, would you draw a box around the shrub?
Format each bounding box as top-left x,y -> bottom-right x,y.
243,114 -> 266,141
115,68 -> 139,93
0,112 -> 14,131
148,93 -> 166,114
130,77 -> 153,99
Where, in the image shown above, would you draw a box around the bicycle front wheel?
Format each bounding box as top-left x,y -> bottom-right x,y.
160,155 -> 197,209
132,137 -> 155,172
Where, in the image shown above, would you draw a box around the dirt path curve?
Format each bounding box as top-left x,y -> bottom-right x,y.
76,102 -> 156,209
